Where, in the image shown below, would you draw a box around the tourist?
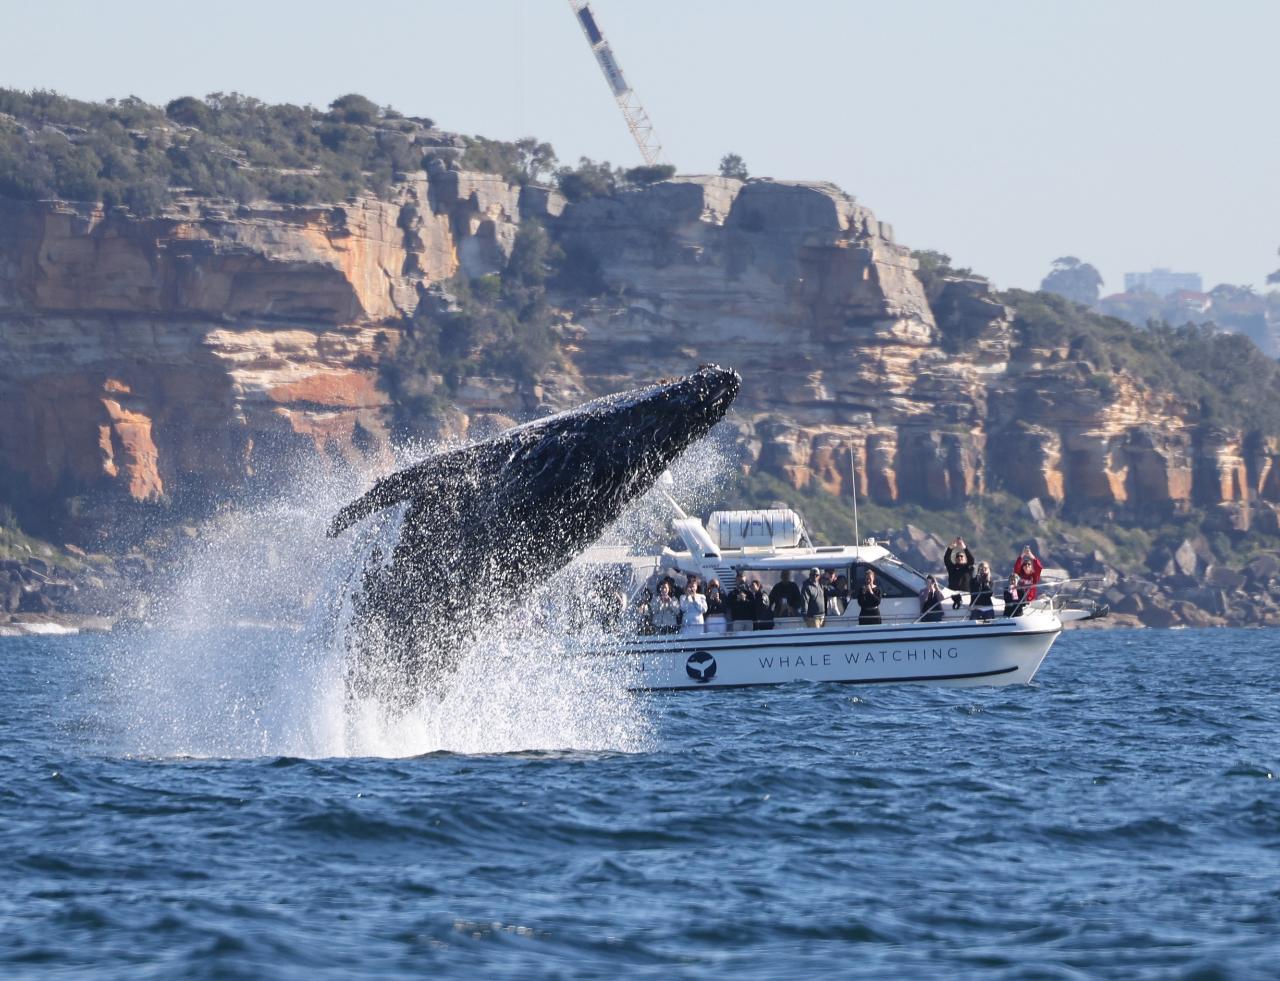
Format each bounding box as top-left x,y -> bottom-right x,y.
1013,546 -> 1044,600
969,562 -> 995,621
830,574 -> 851,617
919,574 -> 945,622
749,579 -> 775,630
855,569 -> 883,626
634,587 -> 655,634
704,584 -> 727,634
822,569 -> 845,617
944,537 -> 975,609
801,567 -> 826,629
661,573 -> 683,599
728,575 -> 756,632
1003,574 -> 1026,617
601,586 -> 627,631
679,582 -> 707,635
652,581 -> 681,633
769,569 -> 803,617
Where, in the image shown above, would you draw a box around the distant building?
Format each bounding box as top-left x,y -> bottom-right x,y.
1123,268 -> 1203,297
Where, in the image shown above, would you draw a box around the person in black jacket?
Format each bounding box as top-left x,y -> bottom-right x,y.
855,569 -> 883,626
969,561 -> 995,621
749,579 -> 775,630
728,575 -> 756,632
918,575 -> 945,622
705,585 -> 726,616
943,538 -> 975,609
769,570 -> 803,617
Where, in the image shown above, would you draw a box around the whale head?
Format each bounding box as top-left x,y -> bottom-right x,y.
505,364 -> 741,523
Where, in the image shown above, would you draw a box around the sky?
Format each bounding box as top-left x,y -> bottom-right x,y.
4,0 -> 1277,293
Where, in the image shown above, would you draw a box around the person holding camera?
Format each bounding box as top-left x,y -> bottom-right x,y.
969,561 -> 995,620
855,568 -> 883,626
1013,545 -> 1044,601
918,574 -> 945,622
1003,574 -> 1027,617
944,537 -> 976,609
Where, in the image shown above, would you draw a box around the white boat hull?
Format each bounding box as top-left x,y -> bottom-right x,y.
610,612 -> 1061,691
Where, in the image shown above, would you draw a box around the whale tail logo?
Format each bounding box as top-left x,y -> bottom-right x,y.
685,651 -> 717,683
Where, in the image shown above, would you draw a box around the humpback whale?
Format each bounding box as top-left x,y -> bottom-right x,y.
328,365 -> 740,700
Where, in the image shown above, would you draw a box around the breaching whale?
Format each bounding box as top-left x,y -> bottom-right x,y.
328,364 -> 740,700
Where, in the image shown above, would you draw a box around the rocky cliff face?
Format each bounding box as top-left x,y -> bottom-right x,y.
549,176 -> 1280,524
0,169 -> 534,531
2,169 -> 1278,542
553,176 -> 998,508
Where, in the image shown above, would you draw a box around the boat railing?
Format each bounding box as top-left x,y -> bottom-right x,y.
1029,576 -> 1110,620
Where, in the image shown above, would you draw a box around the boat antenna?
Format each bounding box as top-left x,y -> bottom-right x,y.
850,445 -> 861,548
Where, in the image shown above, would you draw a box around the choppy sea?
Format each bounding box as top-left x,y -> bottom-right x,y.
1,626 -> 1277,979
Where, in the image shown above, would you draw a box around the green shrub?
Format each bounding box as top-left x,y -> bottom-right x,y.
556,158 -> 621,202
622,164 -> 675,186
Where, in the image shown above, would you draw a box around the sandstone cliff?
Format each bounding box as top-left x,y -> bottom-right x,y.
0,167 -> 531,529
3,163 -> 1280,542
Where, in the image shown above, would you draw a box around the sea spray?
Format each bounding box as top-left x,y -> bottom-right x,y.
103,425 -> 737,760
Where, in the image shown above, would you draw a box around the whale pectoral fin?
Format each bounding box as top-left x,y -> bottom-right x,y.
327,455 -> 453,538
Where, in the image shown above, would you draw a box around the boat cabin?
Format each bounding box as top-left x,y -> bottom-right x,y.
666,508 -> 967,624
579,507 -> 975,627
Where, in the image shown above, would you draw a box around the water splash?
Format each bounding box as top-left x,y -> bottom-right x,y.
104,426 -> 737,760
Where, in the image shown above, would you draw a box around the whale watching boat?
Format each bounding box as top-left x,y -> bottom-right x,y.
578,506 -> 1104,692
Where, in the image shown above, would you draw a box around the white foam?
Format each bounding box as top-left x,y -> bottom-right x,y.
104,426 -> 736,760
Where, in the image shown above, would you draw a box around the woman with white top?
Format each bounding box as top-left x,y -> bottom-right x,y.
678,584 -> 708,635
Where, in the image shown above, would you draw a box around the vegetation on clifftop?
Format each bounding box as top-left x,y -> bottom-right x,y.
1000,288 -> 1280,433
0,89 -> 436,212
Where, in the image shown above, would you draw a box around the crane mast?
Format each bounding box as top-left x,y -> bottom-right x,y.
567,0 -> 667,167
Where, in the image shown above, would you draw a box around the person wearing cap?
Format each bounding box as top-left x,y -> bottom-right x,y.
801,567 -> 826,628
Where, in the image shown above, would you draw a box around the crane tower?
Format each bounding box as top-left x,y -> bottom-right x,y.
567,1 -> 667,167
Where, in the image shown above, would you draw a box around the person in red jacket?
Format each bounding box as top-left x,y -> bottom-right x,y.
1013,546 -> 1044,600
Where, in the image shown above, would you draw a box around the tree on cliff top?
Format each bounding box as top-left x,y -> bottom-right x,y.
622,164 -> 676,186
719,153 -> 749,180
1040,256 -> 1104,307
459,136 -> 558,186
1266,246 -> 1279,286
327,93 -> 380,125
556,158 -> 621,202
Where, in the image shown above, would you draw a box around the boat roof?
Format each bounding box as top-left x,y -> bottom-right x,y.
669,543 -> 893,569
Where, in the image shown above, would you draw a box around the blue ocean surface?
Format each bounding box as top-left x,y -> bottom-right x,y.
1,627 -> 1277,979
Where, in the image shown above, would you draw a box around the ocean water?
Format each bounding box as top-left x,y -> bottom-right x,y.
2,627 -> 1277,979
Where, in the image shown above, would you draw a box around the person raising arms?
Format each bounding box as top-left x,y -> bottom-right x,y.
944,537 -> 975,610
1013,545 -> 1044,601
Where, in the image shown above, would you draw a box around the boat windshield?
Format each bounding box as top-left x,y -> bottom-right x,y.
875,556 -> 930,591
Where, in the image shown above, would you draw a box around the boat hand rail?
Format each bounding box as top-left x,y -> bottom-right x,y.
1026,576 -> 1109,615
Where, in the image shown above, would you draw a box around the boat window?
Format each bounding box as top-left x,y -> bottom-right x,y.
880,558 -> 931,589
876,556 -> 930,592
852,561 -> 915,598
